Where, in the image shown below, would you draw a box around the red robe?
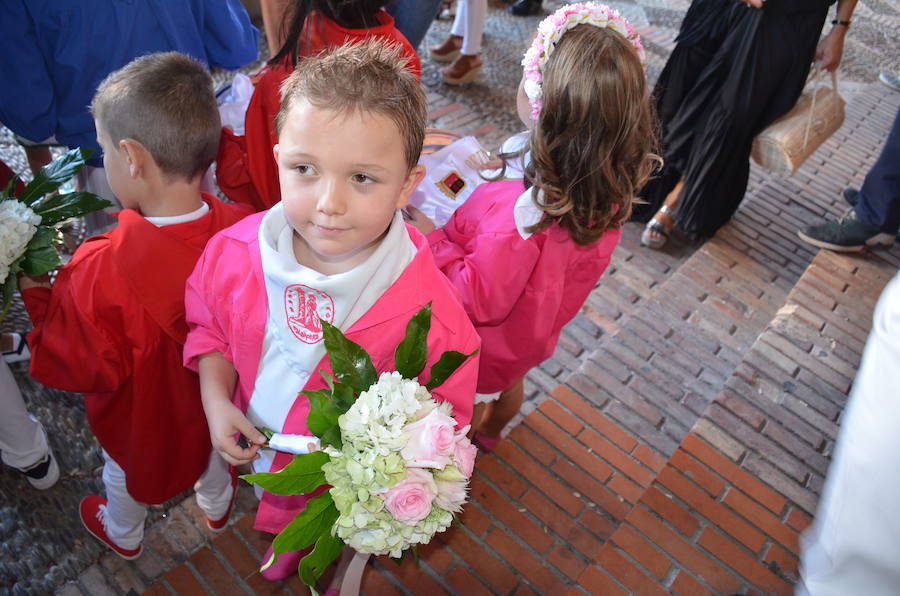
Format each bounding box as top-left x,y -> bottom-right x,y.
23,195 -> 250,504
215,9 -> 421,211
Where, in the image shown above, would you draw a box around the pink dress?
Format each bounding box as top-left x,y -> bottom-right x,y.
427,179 -> 621,394
184,212 -> 479,533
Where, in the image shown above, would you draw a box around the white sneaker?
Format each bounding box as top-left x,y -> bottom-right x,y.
20,452 -> 60,490
2,332 -> 30,364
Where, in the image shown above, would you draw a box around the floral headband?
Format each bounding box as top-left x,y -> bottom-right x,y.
521,2 -> 646,120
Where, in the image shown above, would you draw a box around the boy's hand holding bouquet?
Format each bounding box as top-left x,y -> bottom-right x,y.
244,304 -> 477,592
0,148 -> 112,321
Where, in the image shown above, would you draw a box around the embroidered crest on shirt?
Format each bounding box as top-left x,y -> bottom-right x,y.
284,284 -> 334,344
436,171 -> 466,199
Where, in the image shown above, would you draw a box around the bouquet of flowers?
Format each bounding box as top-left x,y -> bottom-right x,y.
0,148 -> 112,322
244,304 -> 478,592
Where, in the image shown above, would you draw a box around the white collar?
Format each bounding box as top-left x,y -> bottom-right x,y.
144,201 -> 209,227
514,186 -> 544,240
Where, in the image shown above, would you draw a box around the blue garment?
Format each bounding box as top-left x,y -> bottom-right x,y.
0,0 -> 258,166
386,0 -> 442,50
855,106 -> 900,233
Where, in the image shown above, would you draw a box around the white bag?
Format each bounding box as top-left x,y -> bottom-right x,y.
216,73 -> 254,136
409,136 -> 491,228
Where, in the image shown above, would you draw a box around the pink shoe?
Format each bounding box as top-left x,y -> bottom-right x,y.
473,432 -> 502,453
206,469 -> 237,533
79,496 -> 143,560
260,545 -> 308,581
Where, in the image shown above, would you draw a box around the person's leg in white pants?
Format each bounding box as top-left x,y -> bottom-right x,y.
443,0 -> 486,84
194,450 -> 234,522
0,360 -> 51,470
101,450 -> 148,550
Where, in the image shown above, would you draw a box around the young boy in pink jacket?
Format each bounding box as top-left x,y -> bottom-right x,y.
183,41 -> 479,582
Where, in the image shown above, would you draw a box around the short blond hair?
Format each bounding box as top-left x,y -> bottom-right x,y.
276,40 -> 426,170
90,52 -> 220,181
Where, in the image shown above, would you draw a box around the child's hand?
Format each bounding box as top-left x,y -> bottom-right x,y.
18,273 -> 51,291
205,399 -> 265,466
405,205 -> 436,235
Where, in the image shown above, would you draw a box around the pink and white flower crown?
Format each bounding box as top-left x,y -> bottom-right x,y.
521,2 -> 646,120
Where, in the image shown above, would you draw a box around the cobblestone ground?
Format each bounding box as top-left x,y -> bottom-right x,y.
1,0 -> 898,594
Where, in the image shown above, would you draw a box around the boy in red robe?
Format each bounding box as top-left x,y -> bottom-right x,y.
19,52 -> 251,559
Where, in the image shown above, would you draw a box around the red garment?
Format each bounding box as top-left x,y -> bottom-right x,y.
0,160 -> 25,194
216,10 -> 421,211
23,195 -> 250,504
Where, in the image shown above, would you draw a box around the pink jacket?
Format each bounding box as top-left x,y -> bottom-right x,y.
184,212 -> 479,534
427,180 -> 620,394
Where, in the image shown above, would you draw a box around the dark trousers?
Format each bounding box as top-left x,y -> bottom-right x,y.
856,106 -> 900,233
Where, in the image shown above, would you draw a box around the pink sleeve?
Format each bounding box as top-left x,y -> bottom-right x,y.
425,324 -> 480,430
183,248 -> 230,371
429,227 -> 541,327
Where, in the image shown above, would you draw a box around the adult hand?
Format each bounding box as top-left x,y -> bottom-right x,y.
405,205 -> 436,235
18,273 -> 51,291
816,27 -> 846,72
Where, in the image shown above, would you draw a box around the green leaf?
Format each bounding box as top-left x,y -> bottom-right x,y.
0,277 -> 17,325
321,319 -> 377,393
298,532 -> 344,590
270,492 -> 339,558
304,388 -> 342,449
19,227 -> 61,276
240,451 -> 329,495
32,192 -> 113,226
2,174 -> 20,199
425,348 -> 480,391
394,303 -> 432,379
19,147 -> 93,205
331,381 -> 356,412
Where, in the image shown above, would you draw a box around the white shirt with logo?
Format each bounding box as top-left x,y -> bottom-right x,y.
248,204 -> 415,474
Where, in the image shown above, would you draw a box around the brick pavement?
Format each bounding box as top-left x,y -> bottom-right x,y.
2,1 -> 897,593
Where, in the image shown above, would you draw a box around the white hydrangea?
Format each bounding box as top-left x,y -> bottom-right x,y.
0,200 -> 41,282
338,371 -> 431,455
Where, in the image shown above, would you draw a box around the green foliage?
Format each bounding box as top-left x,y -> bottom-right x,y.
298,533 -> 344,592
19,148 -> 94,205
304,388 -> 343,449
270,492 -> 339,557
240,451 -> 329,495
425,348 -> 480,390
19,227 -> 62,276
31,191 -> 112,226
321,319 -> 377,393
394,302 -> 432,379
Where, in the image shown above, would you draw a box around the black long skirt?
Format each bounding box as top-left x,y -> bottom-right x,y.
633,0 -> 831,240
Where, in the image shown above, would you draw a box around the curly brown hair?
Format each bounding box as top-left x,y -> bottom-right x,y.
520,24 -> 660,246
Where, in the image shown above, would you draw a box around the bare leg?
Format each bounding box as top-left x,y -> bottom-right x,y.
469,402 -> 488,439
478,378 -> 524,437
641,179 -> 684,247
260,0 -> 291,58
24,146 -> 52,177
0,334 -> 13,352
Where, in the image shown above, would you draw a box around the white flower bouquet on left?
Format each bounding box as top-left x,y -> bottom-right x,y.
0,148 -> 112,321
243,304 -> 478,593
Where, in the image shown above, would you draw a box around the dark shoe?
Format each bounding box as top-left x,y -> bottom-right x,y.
798,209 -> 895,253
509,0 -> 543,16
842,187 -> 860,207
19,452 -> 59,490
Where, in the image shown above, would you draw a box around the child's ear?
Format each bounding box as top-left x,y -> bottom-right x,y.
273,144 -> 280,164
395,164 -> 426,209
119,139 -> 147,179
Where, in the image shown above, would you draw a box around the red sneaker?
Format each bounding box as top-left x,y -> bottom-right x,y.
206,469 -> 238,533
79,496 -> 143,560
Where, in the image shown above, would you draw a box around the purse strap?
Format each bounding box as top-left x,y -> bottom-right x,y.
802,66 -> 840,148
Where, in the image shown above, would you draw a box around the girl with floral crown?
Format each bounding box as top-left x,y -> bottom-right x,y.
408,2 -> 659,449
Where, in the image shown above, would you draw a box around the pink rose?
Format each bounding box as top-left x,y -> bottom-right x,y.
453,435 -> 477,478
401,409 -> 456,469
382,468 -> 437,525
434,479 -> 468,513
